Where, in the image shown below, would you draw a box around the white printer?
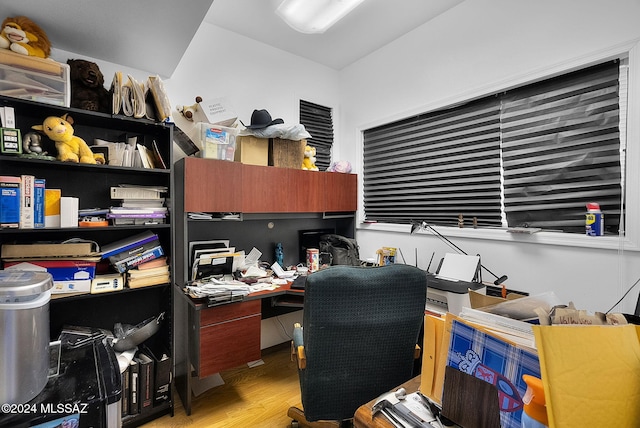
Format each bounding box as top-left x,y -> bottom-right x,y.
425,253 -> 487,315
426,274 -> 486,315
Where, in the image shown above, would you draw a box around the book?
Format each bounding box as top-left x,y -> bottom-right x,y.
1,242 -> 97,258
20,174 -> 35,229
107,237 -> 160,264
151,139 -> 168,169
127,272 -> 171,289
114,245 -> 165,273
110,185 -> 167,200
44,188 -> 61,228
136,257 -> 168,270
121,364 -> 130,416
136,351 -> 155,415
111,217 -> 167,226
110,206 -> 168,214
120,198 -> 165,208
128,264 -> 169,278
129,359 -> 139,415
142,345 -> 171,406
0,175 -> 20,228
107,212 -> 167,219
100,230 -> 158,259
34,178 -> 45,228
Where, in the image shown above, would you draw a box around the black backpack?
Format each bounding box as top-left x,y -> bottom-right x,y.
319,234 -> 361,266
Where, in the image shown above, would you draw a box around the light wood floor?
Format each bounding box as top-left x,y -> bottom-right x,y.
141,343 -> 303,428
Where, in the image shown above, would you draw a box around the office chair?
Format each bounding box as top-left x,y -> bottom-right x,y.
288,264 -> 427,427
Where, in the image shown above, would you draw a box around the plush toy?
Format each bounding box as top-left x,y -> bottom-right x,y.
0,16 -> 51,58
301,145 -> 319,171
326,160 -> 352,173
67,59 -> 111,113
176,96 -> 203,121
32,114 -> 105,164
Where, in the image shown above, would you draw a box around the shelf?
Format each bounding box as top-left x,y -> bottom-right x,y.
50,283 -> 171,302
0,95 -> 174,426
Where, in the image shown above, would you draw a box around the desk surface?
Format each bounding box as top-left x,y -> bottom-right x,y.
185,280 -> 305,310
353,375 -> 422,428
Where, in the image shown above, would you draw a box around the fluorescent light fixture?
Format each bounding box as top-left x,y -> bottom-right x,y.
276,0 -> 366,34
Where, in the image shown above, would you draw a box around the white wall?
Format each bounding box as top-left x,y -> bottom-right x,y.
163,24 -> 341,138
339,0 -> 640,313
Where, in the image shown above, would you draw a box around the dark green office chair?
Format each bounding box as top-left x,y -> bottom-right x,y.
288,264 -> 427,427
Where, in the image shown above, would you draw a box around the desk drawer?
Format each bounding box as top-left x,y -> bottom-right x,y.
196,300 -> 262,378
200,300 -> 260,325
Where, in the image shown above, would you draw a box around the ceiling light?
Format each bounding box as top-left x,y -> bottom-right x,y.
275,0 -> 366,34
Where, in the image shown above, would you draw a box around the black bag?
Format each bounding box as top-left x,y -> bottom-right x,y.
319,234 -> 360,266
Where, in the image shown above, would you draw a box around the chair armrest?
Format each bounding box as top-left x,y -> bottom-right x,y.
291,322 -> 306,369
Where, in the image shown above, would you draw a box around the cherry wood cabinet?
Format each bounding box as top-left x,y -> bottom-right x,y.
192,300 -> 261,377
177,157 -> 356,213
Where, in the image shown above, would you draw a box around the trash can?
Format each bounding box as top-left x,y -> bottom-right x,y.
0,270 -> 53,405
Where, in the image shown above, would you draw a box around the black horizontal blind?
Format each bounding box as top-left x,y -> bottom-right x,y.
363,98 -> 503,227
501,61 -> 622,233
300,100 -> 333,171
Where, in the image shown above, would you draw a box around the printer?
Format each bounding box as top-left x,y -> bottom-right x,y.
426,274 -> 486,315
425,253 -> 487,315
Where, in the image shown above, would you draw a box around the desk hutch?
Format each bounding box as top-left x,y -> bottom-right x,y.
173,157 -> 358,415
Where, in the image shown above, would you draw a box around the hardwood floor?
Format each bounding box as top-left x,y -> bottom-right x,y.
141,343 -> 303,428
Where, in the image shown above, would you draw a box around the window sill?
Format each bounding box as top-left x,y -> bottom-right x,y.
357,221 -> 638,252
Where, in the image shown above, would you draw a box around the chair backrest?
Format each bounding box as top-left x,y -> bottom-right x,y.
299,264 -> 427,422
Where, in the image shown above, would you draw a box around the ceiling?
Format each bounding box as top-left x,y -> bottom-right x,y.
0,0 -> 463,76
204,0 -> 464,70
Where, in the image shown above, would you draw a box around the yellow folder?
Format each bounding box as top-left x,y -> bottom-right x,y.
532,324 -> 640,427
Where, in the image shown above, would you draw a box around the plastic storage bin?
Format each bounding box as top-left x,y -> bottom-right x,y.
0,50 -> 70,107
195,122 -> 238,161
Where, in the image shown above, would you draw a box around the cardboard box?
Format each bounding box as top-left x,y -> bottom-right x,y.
234,135 -> 268,166
4,260 -> 96,281
201,97 -> 237,127
269,138 -> 306,169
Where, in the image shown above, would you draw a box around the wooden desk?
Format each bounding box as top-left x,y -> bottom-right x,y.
175,282 -> 305,415
354,375 -> 422,428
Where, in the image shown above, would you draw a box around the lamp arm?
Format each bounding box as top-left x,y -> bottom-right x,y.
417,221 -> 508,285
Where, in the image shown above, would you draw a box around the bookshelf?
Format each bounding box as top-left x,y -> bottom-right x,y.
0,95 -> 173,427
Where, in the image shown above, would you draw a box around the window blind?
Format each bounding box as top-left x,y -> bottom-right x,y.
363,98 -> 503,227
300,100 -> 333,171
501,61 -> 622,234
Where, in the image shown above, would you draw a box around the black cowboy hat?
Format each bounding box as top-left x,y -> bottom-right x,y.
244,109 -> 284,129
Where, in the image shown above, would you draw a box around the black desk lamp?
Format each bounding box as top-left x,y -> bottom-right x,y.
410,221 -> 508,286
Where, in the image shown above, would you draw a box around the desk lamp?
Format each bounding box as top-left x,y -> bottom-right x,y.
411,221 -> 508,287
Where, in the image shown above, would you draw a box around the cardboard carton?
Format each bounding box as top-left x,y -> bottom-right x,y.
234,135 -> 268,166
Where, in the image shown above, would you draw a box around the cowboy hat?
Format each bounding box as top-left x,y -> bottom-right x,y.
244,109 -> 284,129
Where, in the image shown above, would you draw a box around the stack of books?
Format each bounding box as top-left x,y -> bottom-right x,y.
108,185 -> 168,226
1,174 -> 46,229
127,257 -> 170,288
101,230 -> 165,274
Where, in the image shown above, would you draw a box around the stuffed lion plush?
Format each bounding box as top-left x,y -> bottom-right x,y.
32,114 -> 105,164
0,16 -> 51,58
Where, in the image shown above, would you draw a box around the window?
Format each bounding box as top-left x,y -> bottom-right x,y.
300,100 -> 333,171
363,60 -> 625,236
